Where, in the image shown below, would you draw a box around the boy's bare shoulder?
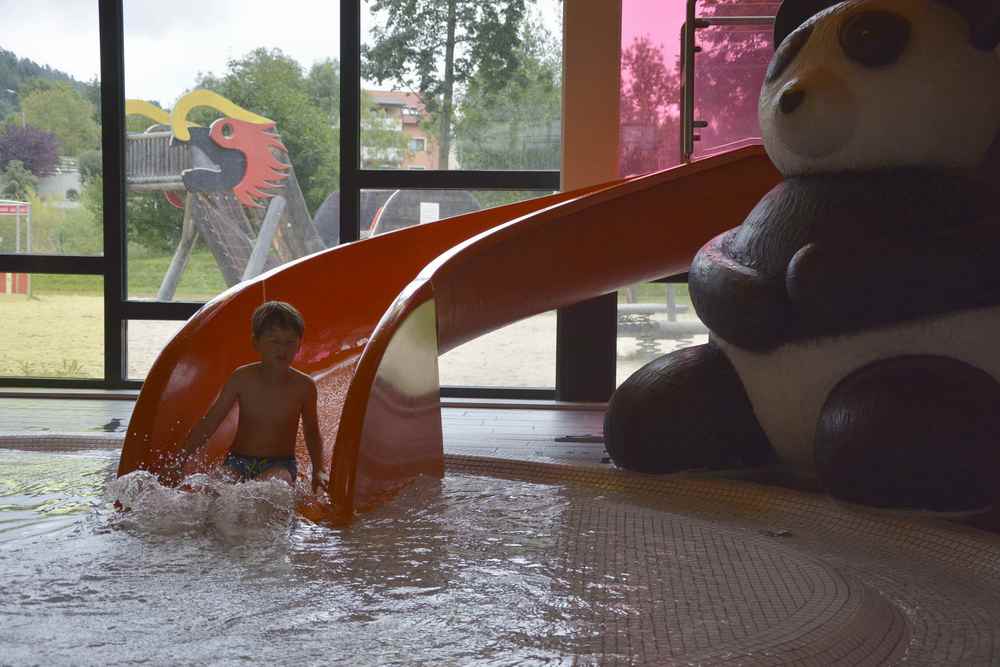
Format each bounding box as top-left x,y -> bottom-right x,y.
290,368 -> 317,393
229,362 -> 262,385
290,367 -> 315,383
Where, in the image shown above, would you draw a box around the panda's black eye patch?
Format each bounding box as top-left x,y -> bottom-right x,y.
767,24 -> 813,83
839,11 -> 910,67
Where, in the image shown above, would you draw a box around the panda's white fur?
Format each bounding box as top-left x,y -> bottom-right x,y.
760,0 -> 1000,177
725,0 -> 1000,473
718,305 -> 1000,470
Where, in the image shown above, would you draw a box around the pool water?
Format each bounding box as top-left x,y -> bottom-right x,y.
0,441 -> 630,665
6,439 -> 1000,665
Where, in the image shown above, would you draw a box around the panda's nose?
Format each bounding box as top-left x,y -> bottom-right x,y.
779,88 -> 806,114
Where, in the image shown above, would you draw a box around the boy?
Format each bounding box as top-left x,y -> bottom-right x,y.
177,301 -> 327,493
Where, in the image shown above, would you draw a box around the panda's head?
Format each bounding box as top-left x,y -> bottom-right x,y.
761,0 -> 1000,177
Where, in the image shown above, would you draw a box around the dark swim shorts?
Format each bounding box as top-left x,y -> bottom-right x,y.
224,452 -> 298,482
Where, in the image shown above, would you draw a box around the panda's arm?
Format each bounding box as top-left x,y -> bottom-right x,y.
786,219 -> 1000,329
690,233 -> 794,350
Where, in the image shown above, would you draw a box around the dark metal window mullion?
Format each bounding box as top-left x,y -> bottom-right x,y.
0,255 -> 104,274
340,1 -> 362,244
99,0 -> 127,388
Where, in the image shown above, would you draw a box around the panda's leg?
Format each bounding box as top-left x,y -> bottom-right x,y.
815,356 -> 1000,512
604,342 -> 775,473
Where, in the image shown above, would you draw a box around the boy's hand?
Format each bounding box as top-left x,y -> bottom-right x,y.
312,469 -> 330,494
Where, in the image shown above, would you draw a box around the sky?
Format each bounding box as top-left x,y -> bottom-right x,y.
0,0 -> 565,108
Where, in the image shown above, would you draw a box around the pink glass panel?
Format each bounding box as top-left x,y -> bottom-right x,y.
692,1 -> 780,159
619,1 -> 779,175
619,1 -> 686,176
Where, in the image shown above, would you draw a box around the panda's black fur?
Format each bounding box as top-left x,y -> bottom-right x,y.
605,0 -> 1000,512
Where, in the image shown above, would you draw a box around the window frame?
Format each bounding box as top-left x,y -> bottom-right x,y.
0,0 -> 578,401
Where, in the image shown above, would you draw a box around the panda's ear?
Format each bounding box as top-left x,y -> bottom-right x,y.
773,0 -> 841,49
974,12 -> 1000,51
939,1 -> 1000,50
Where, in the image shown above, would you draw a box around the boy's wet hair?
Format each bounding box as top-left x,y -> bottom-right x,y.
251,301 -> 305,339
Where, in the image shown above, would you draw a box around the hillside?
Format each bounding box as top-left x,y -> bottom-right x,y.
0,48 -> 91,118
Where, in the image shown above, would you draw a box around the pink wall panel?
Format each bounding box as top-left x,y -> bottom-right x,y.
619,1 -> 780,176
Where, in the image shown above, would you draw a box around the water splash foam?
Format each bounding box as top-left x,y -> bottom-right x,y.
105,470 -> 296,543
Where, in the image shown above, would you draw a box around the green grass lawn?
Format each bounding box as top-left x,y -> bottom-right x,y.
32,250 -> 228,301
619,282 -> 691,304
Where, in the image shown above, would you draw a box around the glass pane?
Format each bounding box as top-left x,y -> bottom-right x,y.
440,312 -> 556,389
360,189 -> 555,237
124,2 -> 341,302
619,1 -> 779,174
0,273 -> 103,379
617,282 -> 708,387
619,1 -> 685,176
127,319 -> 185,380
361,0 -> 563,170
0,2 -> 103,255
692,1 -> 778,158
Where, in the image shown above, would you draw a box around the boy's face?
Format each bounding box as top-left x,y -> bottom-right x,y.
253,326 -> 302,368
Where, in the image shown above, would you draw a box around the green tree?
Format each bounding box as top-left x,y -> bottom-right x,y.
82,175 -> 183,254
618,35 -> 681,175
77,149 -> 102,185
362,0 -> 532,169
308,59 -> 341,126
81,77 -> 102,125
453,16 -> 561,170
1,160 -> 37,200
197,48 -> 339,211
20,82 -> 100,156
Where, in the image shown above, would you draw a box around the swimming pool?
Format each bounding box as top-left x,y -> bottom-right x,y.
4,436 -> 1000,665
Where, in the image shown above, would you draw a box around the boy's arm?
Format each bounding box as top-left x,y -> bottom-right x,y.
301,378 -> 327,493
176,372 -> 241,472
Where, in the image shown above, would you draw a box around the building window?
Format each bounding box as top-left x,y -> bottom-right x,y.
409,137 -> 426,152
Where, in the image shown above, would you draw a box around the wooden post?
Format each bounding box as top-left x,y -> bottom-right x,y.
157,194 -> 199,301
242,195 -> 286,281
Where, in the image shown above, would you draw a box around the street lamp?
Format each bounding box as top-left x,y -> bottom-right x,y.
4,89 -> 25,128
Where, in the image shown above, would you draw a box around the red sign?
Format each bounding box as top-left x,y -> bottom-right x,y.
0,203 -> 29,215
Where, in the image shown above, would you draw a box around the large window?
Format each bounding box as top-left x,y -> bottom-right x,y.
356,1 -> 562,393
0,3 -> 103,257
1,2 -> 778,396
616,281 -> 708,387
123,2 -> 341,305
361,0 -> 562,172
0,274 -> 104,381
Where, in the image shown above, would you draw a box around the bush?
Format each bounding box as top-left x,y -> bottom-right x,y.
0,124 -> 60,176
1,159 -> 37,200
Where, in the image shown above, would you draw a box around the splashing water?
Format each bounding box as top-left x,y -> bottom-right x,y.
105,471 -> 297,543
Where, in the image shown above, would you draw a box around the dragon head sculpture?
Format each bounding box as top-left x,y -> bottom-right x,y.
125,90 -> 290,209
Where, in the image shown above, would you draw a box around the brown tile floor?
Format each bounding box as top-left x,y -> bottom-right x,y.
0,397 -> 611,465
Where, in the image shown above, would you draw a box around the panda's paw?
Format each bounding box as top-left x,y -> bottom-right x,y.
815,356 -> 1000,512
605,343 -> 774,474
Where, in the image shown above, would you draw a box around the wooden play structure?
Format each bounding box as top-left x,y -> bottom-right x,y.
124,92 -> 325,301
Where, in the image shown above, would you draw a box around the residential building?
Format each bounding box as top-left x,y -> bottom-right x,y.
363,90 -> 440,170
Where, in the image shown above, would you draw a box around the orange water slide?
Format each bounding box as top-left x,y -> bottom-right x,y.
118,145 -> 780,522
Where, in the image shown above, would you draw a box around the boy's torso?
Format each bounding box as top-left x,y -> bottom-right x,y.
229,364 -> 306,458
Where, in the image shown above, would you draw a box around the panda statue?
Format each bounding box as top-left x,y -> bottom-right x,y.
605,0 -> 1000,512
